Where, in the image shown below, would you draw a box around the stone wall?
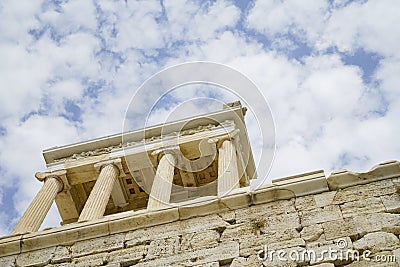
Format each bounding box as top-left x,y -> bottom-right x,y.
1,161 -> 399,267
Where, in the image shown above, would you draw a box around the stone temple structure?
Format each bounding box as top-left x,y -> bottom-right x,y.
0,102 -> 399,266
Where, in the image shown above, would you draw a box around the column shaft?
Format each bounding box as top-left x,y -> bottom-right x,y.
12,177 -> 62,234
218,140 -> 239,197
78,164 -> 119,222
147,153 -> 175,210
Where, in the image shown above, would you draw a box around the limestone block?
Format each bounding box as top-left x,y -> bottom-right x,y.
353,213 -> 400,236
0,255 -> 16,267
322,218 -> 357,240
261,228 -> 301,243
21,220 -> 109,253
107,245 -> 145,266
108,207 -> 179,235
252,186 -> 295,205
71,233 -> 124,258
327,161 -> 400,190
220,190 -> 251,209
381,193 -> 400,213
295,195 -> 316,211
311,264 -> 335,267
125,222 -> 180,247
235,199 -> 296,223
300,224 -> 324,242
221,223 -> 301,257
51,246 -> 71,264
395,248 -> 400,262
179,214 -> 230,233
71,253 -> 108,267
217,210 -> 235,224
230,255 -> 262,266
135,241 -> 239,267
340,197 -> 385,218
220,223 -> 254,242
125,214 -> 229,247
332,179 -> 396,205
146,237 -> 180,260
268,238 -> 306,250
257,246 -> 308,267
178,198 -> 229,220
0,235 -> 21,257
314,192 -> 337,208
16,247 -> 56,267
193,262 -> 219,267
183,230 -> 220,250
263,213 -> 301,231
353,232 -> 399,253
306,237 -> 353,265
300,205 -> 342,226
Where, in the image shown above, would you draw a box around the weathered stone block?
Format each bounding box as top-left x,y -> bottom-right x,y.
295,195 -> 316,211
258,246 -> 308,267
314,191 -> 337,207
71,233 -> 124,258
300,205 -> 342,226
184,230 -> 220,250
353,213 -> 400,236
0,255 -> 16,267
332,179 -> 396,205
263,213 -> 301,231
322,218 -> 357,240
51,246 -> 71,264
71,253 -> 108,266
353,232 -> 399,253
217,210 -> 235,223
107,245 -> 145,266
340,197 -> 385,218
306,237 -> 353,265
125,214 -> 229,247
0,235 -> 21,257
178,198 -> 228,220
300,224 -> 324,242
235,199 -> 296,223
16,247 -> 56,267
108,207 -> 179,235
193,262 -> 219,267
146,236 -> 180,260
231,255 -> 262,266
135,241 -> 239,267
381,193 -> 400,213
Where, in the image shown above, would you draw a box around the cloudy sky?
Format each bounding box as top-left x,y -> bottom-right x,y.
0,0 -> 399,235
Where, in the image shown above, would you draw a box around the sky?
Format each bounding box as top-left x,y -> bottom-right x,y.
0,0 -> 399,235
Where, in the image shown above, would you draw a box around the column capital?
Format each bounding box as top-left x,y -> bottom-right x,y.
94,158 -> 125,177
35,169 -> 67,192
151,146 -> 179,164
208,128 -> 240,149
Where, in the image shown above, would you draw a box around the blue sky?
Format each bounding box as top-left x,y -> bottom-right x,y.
0,0 -> 399,235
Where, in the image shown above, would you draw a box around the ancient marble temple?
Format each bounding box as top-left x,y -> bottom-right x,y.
11,101 -> 256,234
1,101 -> 399,267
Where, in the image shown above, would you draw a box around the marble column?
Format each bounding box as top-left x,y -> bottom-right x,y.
218,139 -> 240,197
12,175 -> 63,234
147,153 -> 176,210
78,162 -> 119,222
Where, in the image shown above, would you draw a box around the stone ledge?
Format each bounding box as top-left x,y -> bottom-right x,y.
327,160 -> 400,190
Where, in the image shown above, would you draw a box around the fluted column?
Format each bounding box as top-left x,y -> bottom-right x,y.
12,173 -> 64,234
218,139 -> 239,197
78,160 -> 120,222
147,153 -> 176,210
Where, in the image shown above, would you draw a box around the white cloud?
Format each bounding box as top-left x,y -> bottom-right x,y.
321,0 -> 400,57
0,0 -> 399,235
